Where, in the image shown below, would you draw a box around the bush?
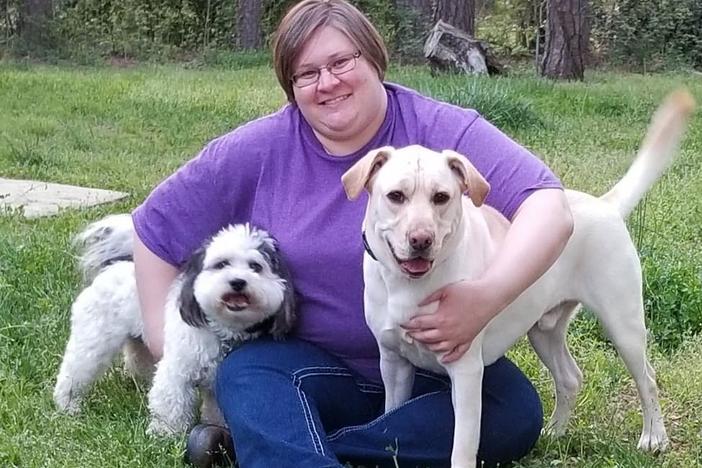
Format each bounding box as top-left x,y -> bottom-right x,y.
51,0 -> 238,61
591,0 -> 702,71
426,79 -> 545,131
641,250 -> 702,351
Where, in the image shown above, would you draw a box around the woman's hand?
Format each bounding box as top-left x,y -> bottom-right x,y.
403,278 -> 503,363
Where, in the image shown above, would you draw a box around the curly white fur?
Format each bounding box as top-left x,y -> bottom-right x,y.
53,215 -> 296,437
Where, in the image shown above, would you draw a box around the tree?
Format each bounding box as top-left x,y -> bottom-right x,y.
18,0 -> 51,49
434,0 -> 475,37
540,0 -> 589,80
236,0 -> 263,49
395,0 -> 433,17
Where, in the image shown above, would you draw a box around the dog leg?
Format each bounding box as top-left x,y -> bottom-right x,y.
586,291 -> 668,452
528,301 -> 583,436
446,342 -> 484,468
147,357 -> 198,436
54,309 -> 130,413
122,336 -> 155,382
379,346 -> 415,412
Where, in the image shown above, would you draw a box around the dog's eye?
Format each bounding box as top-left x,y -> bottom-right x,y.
249,261 -> 263,273
433,192 -> 450,205
387,191 -> 405,204
213,260 -> 230,270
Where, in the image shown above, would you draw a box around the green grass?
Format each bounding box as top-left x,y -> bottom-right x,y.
1,63 -> 701,467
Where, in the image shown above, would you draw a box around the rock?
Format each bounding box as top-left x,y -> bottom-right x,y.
0,178 -> 128,219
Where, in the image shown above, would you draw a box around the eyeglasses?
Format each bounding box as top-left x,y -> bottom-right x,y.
291,51 -> 362,88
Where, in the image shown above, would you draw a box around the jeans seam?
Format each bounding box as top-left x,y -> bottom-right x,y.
293,366 -> 384,393
326,389 -> 447,441
293,368 -> 329,456
291,366 -> 383,456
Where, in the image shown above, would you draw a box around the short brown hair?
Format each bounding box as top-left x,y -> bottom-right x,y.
273,0 -> 389,103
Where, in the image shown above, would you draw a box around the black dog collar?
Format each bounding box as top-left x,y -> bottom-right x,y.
362,231 -> 378,262
244,315 -> 276,335
219,315 -> 277,356
99,255 -> 133,270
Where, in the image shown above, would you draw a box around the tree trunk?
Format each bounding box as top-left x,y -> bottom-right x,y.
19,0 -> 51,48
236,0 -> 263,50
424,20 -> 505,75
540,0 -> 589,80
434,0 -> 475,37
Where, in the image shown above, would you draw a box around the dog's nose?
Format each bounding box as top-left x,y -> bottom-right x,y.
409,230 -> 434,251
229,279 -> 247,291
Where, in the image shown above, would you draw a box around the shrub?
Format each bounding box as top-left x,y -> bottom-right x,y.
427,79 -> 545,131
591,0 -> 702,71
641,250 -> 702,351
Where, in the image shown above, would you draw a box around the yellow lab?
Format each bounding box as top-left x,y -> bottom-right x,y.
342,91 -> 695,468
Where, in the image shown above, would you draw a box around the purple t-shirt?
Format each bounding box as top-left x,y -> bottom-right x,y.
133,82 -> 561,384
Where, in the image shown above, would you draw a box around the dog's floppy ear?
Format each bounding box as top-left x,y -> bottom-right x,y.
341,146 -> 395,200
256,235 -> 296,339
179,246 -> 208,328
442,150 -> 490,207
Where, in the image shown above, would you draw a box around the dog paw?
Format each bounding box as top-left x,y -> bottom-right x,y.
146,419 -> 179,437
53,391 -> 82,415
637,429 -> 669,453
542,419 -> 568,438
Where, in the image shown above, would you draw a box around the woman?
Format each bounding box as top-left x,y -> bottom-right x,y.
133,1 -> 573,467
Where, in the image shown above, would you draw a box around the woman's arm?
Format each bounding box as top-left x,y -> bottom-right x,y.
133,233 -> 179,360
404,188 -> 574,363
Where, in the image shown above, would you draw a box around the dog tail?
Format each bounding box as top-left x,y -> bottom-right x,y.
73,213 -> 134,283
601,89 -> 696,218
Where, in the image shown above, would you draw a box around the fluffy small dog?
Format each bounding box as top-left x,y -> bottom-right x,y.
53,214 -> 296,436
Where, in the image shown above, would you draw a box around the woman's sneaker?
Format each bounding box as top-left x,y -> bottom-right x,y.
185,424 -> 236,468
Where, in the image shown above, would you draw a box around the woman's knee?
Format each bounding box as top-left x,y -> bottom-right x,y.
479,357 -> 543,464
480,394 -> 542,465
506,386 -> 543,459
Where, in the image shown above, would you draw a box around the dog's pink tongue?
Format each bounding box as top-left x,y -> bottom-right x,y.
401,258 -> 432,274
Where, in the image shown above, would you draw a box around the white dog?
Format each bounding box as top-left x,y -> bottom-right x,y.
341,90 -> 695,467
53,215 -> 296,436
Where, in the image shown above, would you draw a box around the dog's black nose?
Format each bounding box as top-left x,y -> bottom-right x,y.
229,279 -> 247,291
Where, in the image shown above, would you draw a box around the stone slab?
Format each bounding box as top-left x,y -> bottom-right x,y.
0,178 -> 128,219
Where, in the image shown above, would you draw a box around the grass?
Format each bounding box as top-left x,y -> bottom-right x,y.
1,62 -> 701,467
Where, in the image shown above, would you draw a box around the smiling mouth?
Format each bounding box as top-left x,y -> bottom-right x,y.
387,242 -> 434,278
221,292 -> 251,311
321,94 -> 350,105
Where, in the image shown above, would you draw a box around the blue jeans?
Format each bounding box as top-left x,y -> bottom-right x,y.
215,337 -> 542,468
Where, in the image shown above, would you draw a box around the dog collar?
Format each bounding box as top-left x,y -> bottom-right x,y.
244,315 -> 276,335
99,255 -> 133,269
362,231 -> 378,262
217,315 -> 277,356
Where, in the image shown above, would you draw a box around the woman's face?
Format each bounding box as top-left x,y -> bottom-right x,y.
292,26 -> 386,153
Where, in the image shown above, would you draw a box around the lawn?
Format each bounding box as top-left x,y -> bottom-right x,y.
1,62 -> 701,467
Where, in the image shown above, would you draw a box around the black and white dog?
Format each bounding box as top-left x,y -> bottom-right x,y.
53,214 -> 296,436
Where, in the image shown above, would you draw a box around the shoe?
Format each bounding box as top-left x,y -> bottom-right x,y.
185,424 -> 236,468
